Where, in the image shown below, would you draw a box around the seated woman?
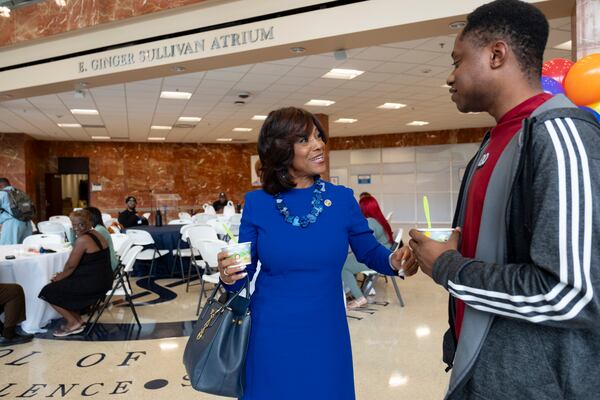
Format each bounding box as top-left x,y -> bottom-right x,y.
68,207 -> 118,271
342,195 -> 395,309
39,209 -> 114,337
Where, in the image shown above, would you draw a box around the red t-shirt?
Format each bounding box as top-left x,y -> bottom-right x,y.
454,93 -> 552,338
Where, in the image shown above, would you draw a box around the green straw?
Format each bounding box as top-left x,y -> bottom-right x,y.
223,224 -> 238,244
423,196 -> 432,229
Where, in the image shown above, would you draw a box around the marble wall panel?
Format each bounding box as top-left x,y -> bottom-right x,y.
0,0 -> 208,48
327,127 -> 488,151
0,133 -> 27,190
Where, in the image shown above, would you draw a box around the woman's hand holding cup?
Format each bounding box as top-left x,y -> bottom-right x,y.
217,250 -> 248,284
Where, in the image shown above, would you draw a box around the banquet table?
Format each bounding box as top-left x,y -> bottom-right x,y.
0,244 -> 71,333
125,225 -> 188,277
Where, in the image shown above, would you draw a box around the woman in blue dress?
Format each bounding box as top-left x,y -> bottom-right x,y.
218,107 -> 418,400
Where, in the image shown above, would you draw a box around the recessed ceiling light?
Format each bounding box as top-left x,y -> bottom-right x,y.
217,138 -> 233,142
334,118 -> 358,124
554,40 -> 572,51
290,46 -> 306,54
322,68 -> 364,80
57,123 -> 81,128
178,116 -> 202,122
441,84 -> 451,88
148,137 -> 166,141
151,125 -> 172,130
251,115 -> 267,121
406,121 -> 430,126
171,66 -> 186,72
70,108 -> 99,115
377,103 -> 406,110
233,128 -> 252,132
160,91 -> 192,100
91,136 -> 110,140
305,99 -> 335,107
449,21 -> 466,29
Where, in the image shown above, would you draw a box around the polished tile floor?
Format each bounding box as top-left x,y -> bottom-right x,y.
2,273 -> 450,399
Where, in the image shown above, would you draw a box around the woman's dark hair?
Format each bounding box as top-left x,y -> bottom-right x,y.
257,107 -> 328,195
70,209 -> 93,227
84,206 -> 104,227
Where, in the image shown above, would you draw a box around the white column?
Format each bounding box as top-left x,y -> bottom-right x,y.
576,0 -> 600,59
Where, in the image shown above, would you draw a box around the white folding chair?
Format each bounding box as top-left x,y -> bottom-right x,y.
228,213 -> 242,237
101,213 -> 113,227
22,234 -> 63,248
178,212 -> 192,220
125,229 -> 169,278
142,212 -> 151,220
85,245 -> 144,336
202,203 -> 216,215
110,233 -> 132,260
170,223 -> 200,280
168,219 -> 192,225
185,225 -> 219,291
190,238 -> 229,314
37,221 -> 67,241
192,213 -> 217,224
385,211 -> 394,224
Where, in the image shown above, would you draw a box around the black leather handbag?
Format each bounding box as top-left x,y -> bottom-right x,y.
183,278 -> 251,398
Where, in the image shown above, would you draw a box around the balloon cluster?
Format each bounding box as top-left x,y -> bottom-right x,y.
541,54 -> 600,123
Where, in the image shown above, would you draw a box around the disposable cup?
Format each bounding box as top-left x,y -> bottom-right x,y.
418,228 -> 454,242
221,242 -> 251,267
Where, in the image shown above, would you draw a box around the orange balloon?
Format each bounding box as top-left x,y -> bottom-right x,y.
564,54 -> 600,106
588,101 -> 600,114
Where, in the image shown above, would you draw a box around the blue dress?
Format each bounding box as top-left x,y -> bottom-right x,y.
228,182 -> 395,400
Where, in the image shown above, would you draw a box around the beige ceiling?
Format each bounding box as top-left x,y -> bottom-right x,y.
0,17 -> 572,143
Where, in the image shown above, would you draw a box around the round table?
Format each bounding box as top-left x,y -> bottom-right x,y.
0,244 -> 71,333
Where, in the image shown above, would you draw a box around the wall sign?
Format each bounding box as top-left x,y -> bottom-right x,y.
357,174 -> 371,184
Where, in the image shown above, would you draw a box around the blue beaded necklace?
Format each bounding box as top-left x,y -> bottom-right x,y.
275,178 -> 326,228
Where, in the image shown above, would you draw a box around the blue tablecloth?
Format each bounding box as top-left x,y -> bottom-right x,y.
126,225 -> 189,277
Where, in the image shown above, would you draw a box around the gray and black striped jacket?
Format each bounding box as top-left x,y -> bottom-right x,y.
433,94 -> 600,400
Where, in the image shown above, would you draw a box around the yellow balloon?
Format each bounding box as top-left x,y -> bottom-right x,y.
588,101 -> 600,114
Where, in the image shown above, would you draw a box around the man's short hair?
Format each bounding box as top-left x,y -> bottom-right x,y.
461,0 -> 549,80
0,178 -> 10,186
125,196 -> 136,203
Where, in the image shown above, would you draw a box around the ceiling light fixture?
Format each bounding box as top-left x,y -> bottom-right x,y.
554,40 -> 572,51
378,103 -> 406,110
151,125 -> 172,130
91,136 -> 110,140
148,137 -> 166,141
251,115 -> 267,121
57,123 -> 81,128
406,121 -> 430,126
217,138 -> 234,142
441,84 -> 451,88
178,116 -> 202,122
70,109 -> 99,115
172,66 -> 186,72
160,91 -> 192,100
305,99 -> 335,107
449,21 -> 466,29
334,118 -> 358,124
322,68 -> 364,80
290,46 -> 306,54
233,128 -> 252,132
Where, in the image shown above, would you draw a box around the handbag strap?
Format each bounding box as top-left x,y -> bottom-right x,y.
200,276 -> 250,319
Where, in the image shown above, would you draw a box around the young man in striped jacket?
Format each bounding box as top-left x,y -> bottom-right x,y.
409,1 -> 600,399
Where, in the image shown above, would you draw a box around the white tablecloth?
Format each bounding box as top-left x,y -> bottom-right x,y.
0,244 -> 71,333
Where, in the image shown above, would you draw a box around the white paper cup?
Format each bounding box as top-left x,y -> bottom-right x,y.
417,228 -> 454,242
221,242 -> 251,267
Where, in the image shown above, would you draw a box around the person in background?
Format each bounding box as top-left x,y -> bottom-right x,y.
217,107 -> 418,400
118,196 -> 148,228
212,192 -> 229,213
343,195 -> 395,309
39,209 -> 113,337
0,178 -> 32,245
408,1 -> 600,398
0,283 -> 34,347
69,207 -> 117,272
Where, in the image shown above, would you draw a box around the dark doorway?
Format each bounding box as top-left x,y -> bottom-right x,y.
44,157 -> 90,217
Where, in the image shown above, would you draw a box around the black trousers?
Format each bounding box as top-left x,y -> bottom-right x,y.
0,284 -> 26,334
